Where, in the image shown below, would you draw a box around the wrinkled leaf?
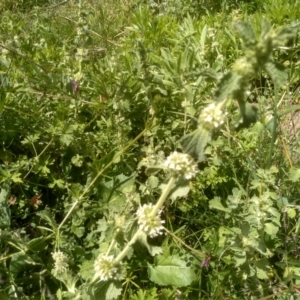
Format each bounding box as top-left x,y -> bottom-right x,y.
148,254 -> 196,287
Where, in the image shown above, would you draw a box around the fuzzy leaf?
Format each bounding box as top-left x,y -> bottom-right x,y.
209,197 -> 231,213
93,281 -> 123,300
214,72 -> 242,102
235,101 -> 258,130
160,177 -> 190,202
180,127 -> 211,162
264,61 -> 287,87
148,254 -> 196,287
199,68 -> 220,81
287,208 -> 296,219
138,232 -> 163,256
288,167 -> 300,182
264,222 -> 279,236
234,21 -> 256,48
254,259 -> 269,280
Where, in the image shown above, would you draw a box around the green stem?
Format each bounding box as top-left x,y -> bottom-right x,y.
106,238 -> 116,256
150,175 -> 176,218
114,230 -> 140,265
113,176 -> 176,265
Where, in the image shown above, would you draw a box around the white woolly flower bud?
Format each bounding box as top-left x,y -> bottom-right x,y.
137,204 -> 165,238
52,251 -> 68,275
164,151 -> 198,180
199,102 -> 227,130
94,255 -> 125,281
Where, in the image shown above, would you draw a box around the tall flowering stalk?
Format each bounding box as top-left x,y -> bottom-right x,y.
93,152 -> 198,281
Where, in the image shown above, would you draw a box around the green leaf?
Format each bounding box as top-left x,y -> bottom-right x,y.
264,61 -> 287,88
288,167 -> 300,182
235,101 -> 258,130
10,253 -> 39,278
264,222 -> 279,236
27,237 -> 47,252
148,254 -> 196,287
138,232 -> 163,256
80,260 -> 95,281
93,281 -> 123,300
234,21 -> 256,48
60,133 -> 74,146
287,208 -> 296,219
234,253 -> 247,267
199,68 -> 220,81
0,183 -> 10,228
160,177 -> 190,202
180,127 -> 211,162
209,197 -> 231,213
254,258 -> 269,280
214,72 -> 242,102
36,210 -> 57,232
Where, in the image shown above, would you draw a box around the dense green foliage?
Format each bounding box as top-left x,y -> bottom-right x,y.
1,0 -> 300,299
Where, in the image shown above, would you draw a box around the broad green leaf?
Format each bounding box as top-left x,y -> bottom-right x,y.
254,258 -> 269,280
234,21 -> 256,48
148,254 -> 196,287
138,231 -> 163,257
93,281 -> 123,300
60,133 -> 73,146
234,252 -> 247,267
10,253 -> 38,278
264,222 -> 279,236
27,236 -> 47,252
199,68 -> 219,81
36,210 -> 57,232
264,61 -> 287,88
80,260 -> 94,281
180,127 -> 211,162
214,72 -> 242,102
160,177 -> 190,202
235,101 -> 258,130
288,167 -> 300,182
287,208 -> 296,219
209,197 -> 231,213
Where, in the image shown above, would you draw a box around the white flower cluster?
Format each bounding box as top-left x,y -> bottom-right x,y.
137,204 -> 165,238
164,151 -> 198,180
52,251 -> 68,274
200,102 -> 227,129
94,255 -> 125,281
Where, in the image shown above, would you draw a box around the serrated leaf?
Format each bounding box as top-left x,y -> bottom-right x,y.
199,68 -> 219,81
148,176 -> 159,189
93,281 -> 122,300
214,72 -> 242,102
27,236 -> 47,252
287,208 -> 296,219
209,197 -> 231,213
80,260 -> 94,281
60,133 -> 73,146
234,21 -> 256,48
264,222 -> 279,236
10,253 -> 38,278
160,177 -> 190,202
264,61 -> 287,87
235,101 -> 258,130
288,167 -> 300,182
180,127 -> 211,162
138,232 -> 163,256
148,254 -> 196,287
145,166 -> 162,176
36,210 -> 57,232
254,258 -> 269,280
